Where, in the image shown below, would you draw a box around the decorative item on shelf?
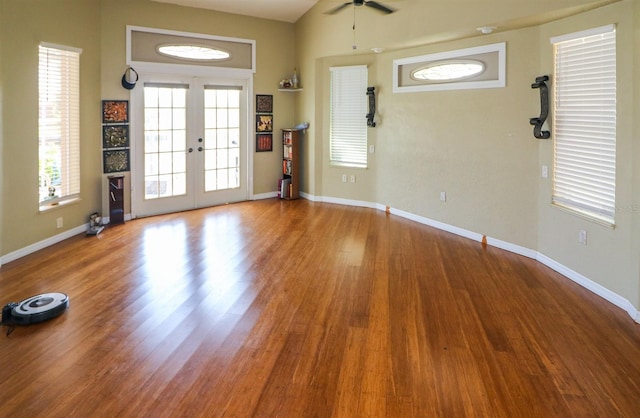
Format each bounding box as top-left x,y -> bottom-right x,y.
530,75 -> 551,139
292,68 -> 299,89
279,78 -> 292,89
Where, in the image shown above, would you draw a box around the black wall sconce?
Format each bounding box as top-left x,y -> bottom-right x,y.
530,75 -> 550,139
366,86 -> 376,127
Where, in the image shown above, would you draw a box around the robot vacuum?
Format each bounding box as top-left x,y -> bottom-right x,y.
2,292 -> 69,333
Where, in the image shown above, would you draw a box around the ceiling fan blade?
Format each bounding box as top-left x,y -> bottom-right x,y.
364,1 -> 395,14
325,2 -> 352,15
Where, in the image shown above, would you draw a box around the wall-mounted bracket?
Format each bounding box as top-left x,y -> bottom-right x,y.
530,75 -> 550,139
366,86 -> 376,127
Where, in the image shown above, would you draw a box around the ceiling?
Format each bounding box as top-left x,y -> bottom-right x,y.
151,0 -> 322,23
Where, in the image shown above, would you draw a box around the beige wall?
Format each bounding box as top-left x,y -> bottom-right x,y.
295,0 -> 639,310
1,0 -> 103,254
0,0 -> 297,255
537,1 -> 639,308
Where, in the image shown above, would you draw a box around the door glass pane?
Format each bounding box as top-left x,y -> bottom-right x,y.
203,87 -> 241,192
144,85 -> 188,200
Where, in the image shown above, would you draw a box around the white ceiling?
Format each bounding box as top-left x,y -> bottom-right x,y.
151,0 -> 323,23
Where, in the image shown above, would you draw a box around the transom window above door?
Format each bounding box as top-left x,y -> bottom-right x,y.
127,26 -> 255,74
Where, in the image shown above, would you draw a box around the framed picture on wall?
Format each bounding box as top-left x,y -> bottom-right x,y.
256,94 -> 273,113
102,100 -> 129,124
256,133 -> 273,152
256,114 -> 273,132
103,149 -> 130,173
102,125 -> 129,149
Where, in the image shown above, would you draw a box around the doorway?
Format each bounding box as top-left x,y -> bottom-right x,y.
132,75 -> 249,217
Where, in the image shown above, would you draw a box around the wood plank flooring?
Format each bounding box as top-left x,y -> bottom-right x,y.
1,199 -> 639,417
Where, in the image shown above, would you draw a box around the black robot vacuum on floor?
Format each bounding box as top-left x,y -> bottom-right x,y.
1,292 -> 69,335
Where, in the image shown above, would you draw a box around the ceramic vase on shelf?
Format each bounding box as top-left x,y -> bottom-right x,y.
292,68 -> 298,89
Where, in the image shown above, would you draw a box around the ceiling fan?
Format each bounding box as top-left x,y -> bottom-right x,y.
325,0 -> 396,16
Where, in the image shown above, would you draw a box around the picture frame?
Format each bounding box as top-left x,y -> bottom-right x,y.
102,100 -> 129,124
256,94 -> 273,113
102,125 -> 129,149
103,149 -> 130,173
256,133 -> 273,152
256,114 -> 273,132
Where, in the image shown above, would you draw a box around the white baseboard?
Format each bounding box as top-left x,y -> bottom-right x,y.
1,224 -> 88,265
252,191 -> 279,200
537,253 -> 640,324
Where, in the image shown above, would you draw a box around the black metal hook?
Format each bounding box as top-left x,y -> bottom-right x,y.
366,86 -> 376,127
530,75 -> 550,139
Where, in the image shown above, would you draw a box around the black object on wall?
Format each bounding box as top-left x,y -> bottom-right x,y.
530,75 -> 550,139
366,86 -> 376,127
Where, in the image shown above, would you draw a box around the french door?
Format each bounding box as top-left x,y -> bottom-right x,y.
132,75 -> 249,217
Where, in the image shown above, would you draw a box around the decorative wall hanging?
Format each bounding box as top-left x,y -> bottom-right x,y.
366,86 -> 376,127
256,114 -> 273,133
255,94 -> 273,152
103,149 -> 130,173
256,133 -> 273,152
102,100 -> 131,172
530,75 -> 551,139
256,94 -> 273,113
102,100 -> 129,124
102,125 -> 129,149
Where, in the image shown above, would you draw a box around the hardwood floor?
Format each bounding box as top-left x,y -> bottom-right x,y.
1,199 -> 639,417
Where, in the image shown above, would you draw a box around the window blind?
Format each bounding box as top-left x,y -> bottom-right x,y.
330,65 -> 368,167
551,25 -> 616,224
39,43 -> 82,205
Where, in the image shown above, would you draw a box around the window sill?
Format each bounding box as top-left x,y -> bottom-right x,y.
39,197 -> 81,213
551,202 -> 615,229
330,161 -> 367,169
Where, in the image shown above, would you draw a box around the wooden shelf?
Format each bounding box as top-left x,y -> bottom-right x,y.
278,88 -> 303,92
280,129 -> 301,200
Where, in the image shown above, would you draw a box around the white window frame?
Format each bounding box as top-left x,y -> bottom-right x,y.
38,43 -> 82,210
329,65 -> 368,168
550,25 -> 616,226
393,43 -> 506,93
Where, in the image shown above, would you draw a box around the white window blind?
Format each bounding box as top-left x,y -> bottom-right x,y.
39,43 -> 82,205
551,25 -> 616,224
330,65 -> 368,167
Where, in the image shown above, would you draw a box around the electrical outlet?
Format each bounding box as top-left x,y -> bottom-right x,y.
369,145 -> 375,154
542,165 -> 549,178
342,174 -> 347,183
578,230 -> 587,245
56,217 -> 63,229
440,191 -> 446,202
350,175 -> 356,183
